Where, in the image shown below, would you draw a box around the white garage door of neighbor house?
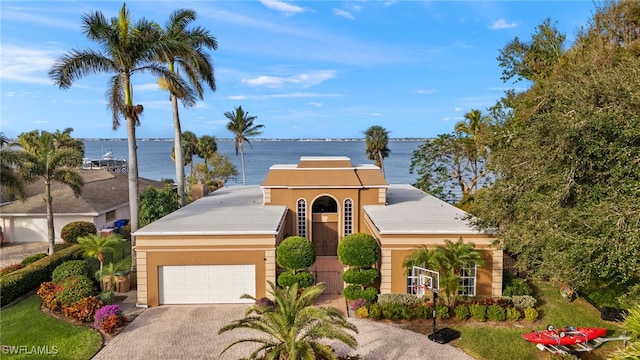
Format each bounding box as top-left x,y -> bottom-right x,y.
159,265 -> 256,304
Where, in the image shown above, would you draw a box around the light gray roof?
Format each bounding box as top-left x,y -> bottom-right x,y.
134,186 -> 287,236
363,184 -> 480,235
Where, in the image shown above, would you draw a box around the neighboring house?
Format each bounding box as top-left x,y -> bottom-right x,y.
0,170 -> 164,243
134,156 -> 503,307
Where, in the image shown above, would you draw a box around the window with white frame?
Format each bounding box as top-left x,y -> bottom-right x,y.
343,199 -> 353,236
459,263 -> 477,296
297,199 -> 307,238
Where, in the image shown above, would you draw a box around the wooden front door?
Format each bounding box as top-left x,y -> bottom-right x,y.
312,222 -> 338,256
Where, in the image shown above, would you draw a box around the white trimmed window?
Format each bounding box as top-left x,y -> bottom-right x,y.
459,263 -> 477,296
297,199 -> 307,238
343,199 -> 353,236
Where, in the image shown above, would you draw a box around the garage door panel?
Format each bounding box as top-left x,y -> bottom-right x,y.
159,265 -> 255,304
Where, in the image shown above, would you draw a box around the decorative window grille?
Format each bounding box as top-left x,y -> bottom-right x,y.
343,199 -> 353,235
459,263 -> 477,296
297,199 -> 307,238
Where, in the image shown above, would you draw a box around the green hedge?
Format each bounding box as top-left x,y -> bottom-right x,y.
0,245 -> 82,306
342,268 -> 379,285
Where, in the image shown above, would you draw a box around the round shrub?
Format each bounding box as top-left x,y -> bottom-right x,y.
524,307 -> 539,322
506,307 -> 521,321
52,260 -> 93,283
342,268 -> 379,285
62,296 -> 103,322
436,304 -> 450,320
21,253 -> 47,266
276,236 -> 316,270
470,304 -> 487,321
277,270 -> 314,288
61,221 -> 97,244
454,304 -> 470,320
56,275 -> 95,307
487,304 -> 506,321
343,284 -> 378,301
369,303 -> 383,320
337,233 -> 380,268
99,290 -> 115,305
415,303 -> 433,320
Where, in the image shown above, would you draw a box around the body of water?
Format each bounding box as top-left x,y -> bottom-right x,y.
83,139 -> 426,185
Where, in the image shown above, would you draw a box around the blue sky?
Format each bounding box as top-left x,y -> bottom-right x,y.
1,1 -> 596,139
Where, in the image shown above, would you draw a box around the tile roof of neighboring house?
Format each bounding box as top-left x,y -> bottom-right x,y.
134,186 -> 287,236
363,184 -> 481,235
0,170 -> 165,215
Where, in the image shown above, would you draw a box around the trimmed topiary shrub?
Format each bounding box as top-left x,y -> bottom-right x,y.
56,275 -> 96,307
276,236 -> 316,271
454,304 -> 470,320
343,284 -> 378,301
337,233 -> 380,267
524,307 -> 539,322
0,245 -> 82,306
342,268 -> 379,285
61,221 -> 97,244
506,307 -> 521,321
21,253 -> 47,266
470,304 -> 487,321
487,304 -> 506,321
277,270 -> 314,288
52,260 -> 93,283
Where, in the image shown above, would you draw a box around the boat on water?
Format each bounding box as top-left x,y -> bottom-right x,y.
522,326 -> 608,346
82,150 -> 127,173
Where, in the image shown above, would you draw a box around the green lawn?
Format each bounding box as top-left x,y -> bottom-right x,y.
451,281 -> 626,360
0,296 -> 102,360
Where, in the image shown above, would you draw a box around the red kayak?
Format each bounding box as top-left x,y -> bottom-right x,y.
522,326 -> 608,345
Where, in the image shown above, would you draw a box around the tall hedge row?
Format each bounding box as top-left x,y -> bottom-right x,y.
0,245 -> 82,306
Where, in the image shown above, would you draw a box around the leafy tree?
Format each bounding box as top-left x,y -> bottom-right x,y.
49,4 -> 193,265
409,132 -> 491,204
218,281 -> 358,360
189,152 -> 237,191
157,8 -> 217,207
139,185 -> 181,227
496,18 -> 566,83
225,106 -> 264,185
18,130 -> 84,254
77,233 -> 122,284
0,133 -> 27,201
471,1 -> 640,298
364,125 -> 390,176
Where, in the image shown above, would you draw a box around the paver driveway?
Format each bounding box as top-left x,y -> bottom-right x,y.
92,305 -> 474,360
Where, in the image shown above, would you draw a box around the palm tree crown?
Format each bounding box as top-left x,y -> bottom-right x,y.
1,133 -> 27,201
17,130 -> 84,254
224,106 -> 264,185
364,125 -> 390,176
78,234 -> 122,281
454,109 -> 491,140
219,281 -> 358,360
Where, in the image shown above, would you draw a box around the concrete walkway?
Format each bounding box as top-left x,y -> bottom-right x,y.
0,242 -> 49,266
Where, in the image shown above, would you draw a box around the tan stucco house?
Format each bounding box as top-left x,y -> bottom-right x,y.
134,156 -> 502,307
0,170 -> 164,243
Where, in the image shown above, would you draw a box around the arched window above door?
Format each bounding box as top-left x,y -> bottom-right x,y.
312,196 -> 337,213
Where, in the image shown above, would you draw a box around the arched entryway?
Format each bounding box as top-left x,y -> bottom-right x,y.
309,195 -> 343,294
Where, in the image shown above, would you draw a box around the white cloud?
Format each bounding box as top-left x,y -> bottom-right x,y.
0,45 -> 58,84
333,8 -> 355,20
369,113 -> 384,117
490,19 -> 517,30
309,102 -> 323,107
228,95 -> 247,100
260,0 -> 305,15
453,107 -> 464,112
242,70 -> 337,89
136,83 -> 162,92
416,89 -> 437,94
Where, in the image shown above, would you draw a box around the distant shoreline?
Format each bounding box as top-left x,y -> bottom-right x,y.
81,138 -> 431,142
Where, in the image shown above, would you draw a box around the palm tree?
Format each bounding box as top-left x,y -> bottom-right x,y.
454,109 -> 491,140
225,106 -> 264,185
364,125 -> 390,177
0,133 -> 27,201
158,8 -> 217,207
52,128 -> 84,152
78,233 -> 122,285
196,135 -> 217,168
609,304 -> 640,359
437,238 -> 484,305
17,130 -> 84,254
219,281 -> 358,360
50,4 -> 192,268
402,245 -> 441,271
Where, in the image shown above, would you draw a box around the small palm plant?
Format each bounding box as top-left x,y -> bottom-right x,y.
609,304 -> 640,360
78,234 -> 122,283
219,281 -> 358,360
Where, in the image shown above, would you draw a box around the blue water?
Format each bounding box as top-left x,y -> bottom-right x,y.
83,139 -> 425,185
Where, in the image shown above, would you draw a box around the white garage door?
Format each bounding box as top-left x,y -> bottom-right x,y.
159,265 -> 256,304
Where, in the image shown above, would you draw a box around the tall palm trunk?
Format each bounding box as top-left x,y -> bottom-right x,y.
377,150 -> 385,177
171,94 -> 186,206
239,143 -> 246,185
126,117 -> 140,271
45,180 -> 55,255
